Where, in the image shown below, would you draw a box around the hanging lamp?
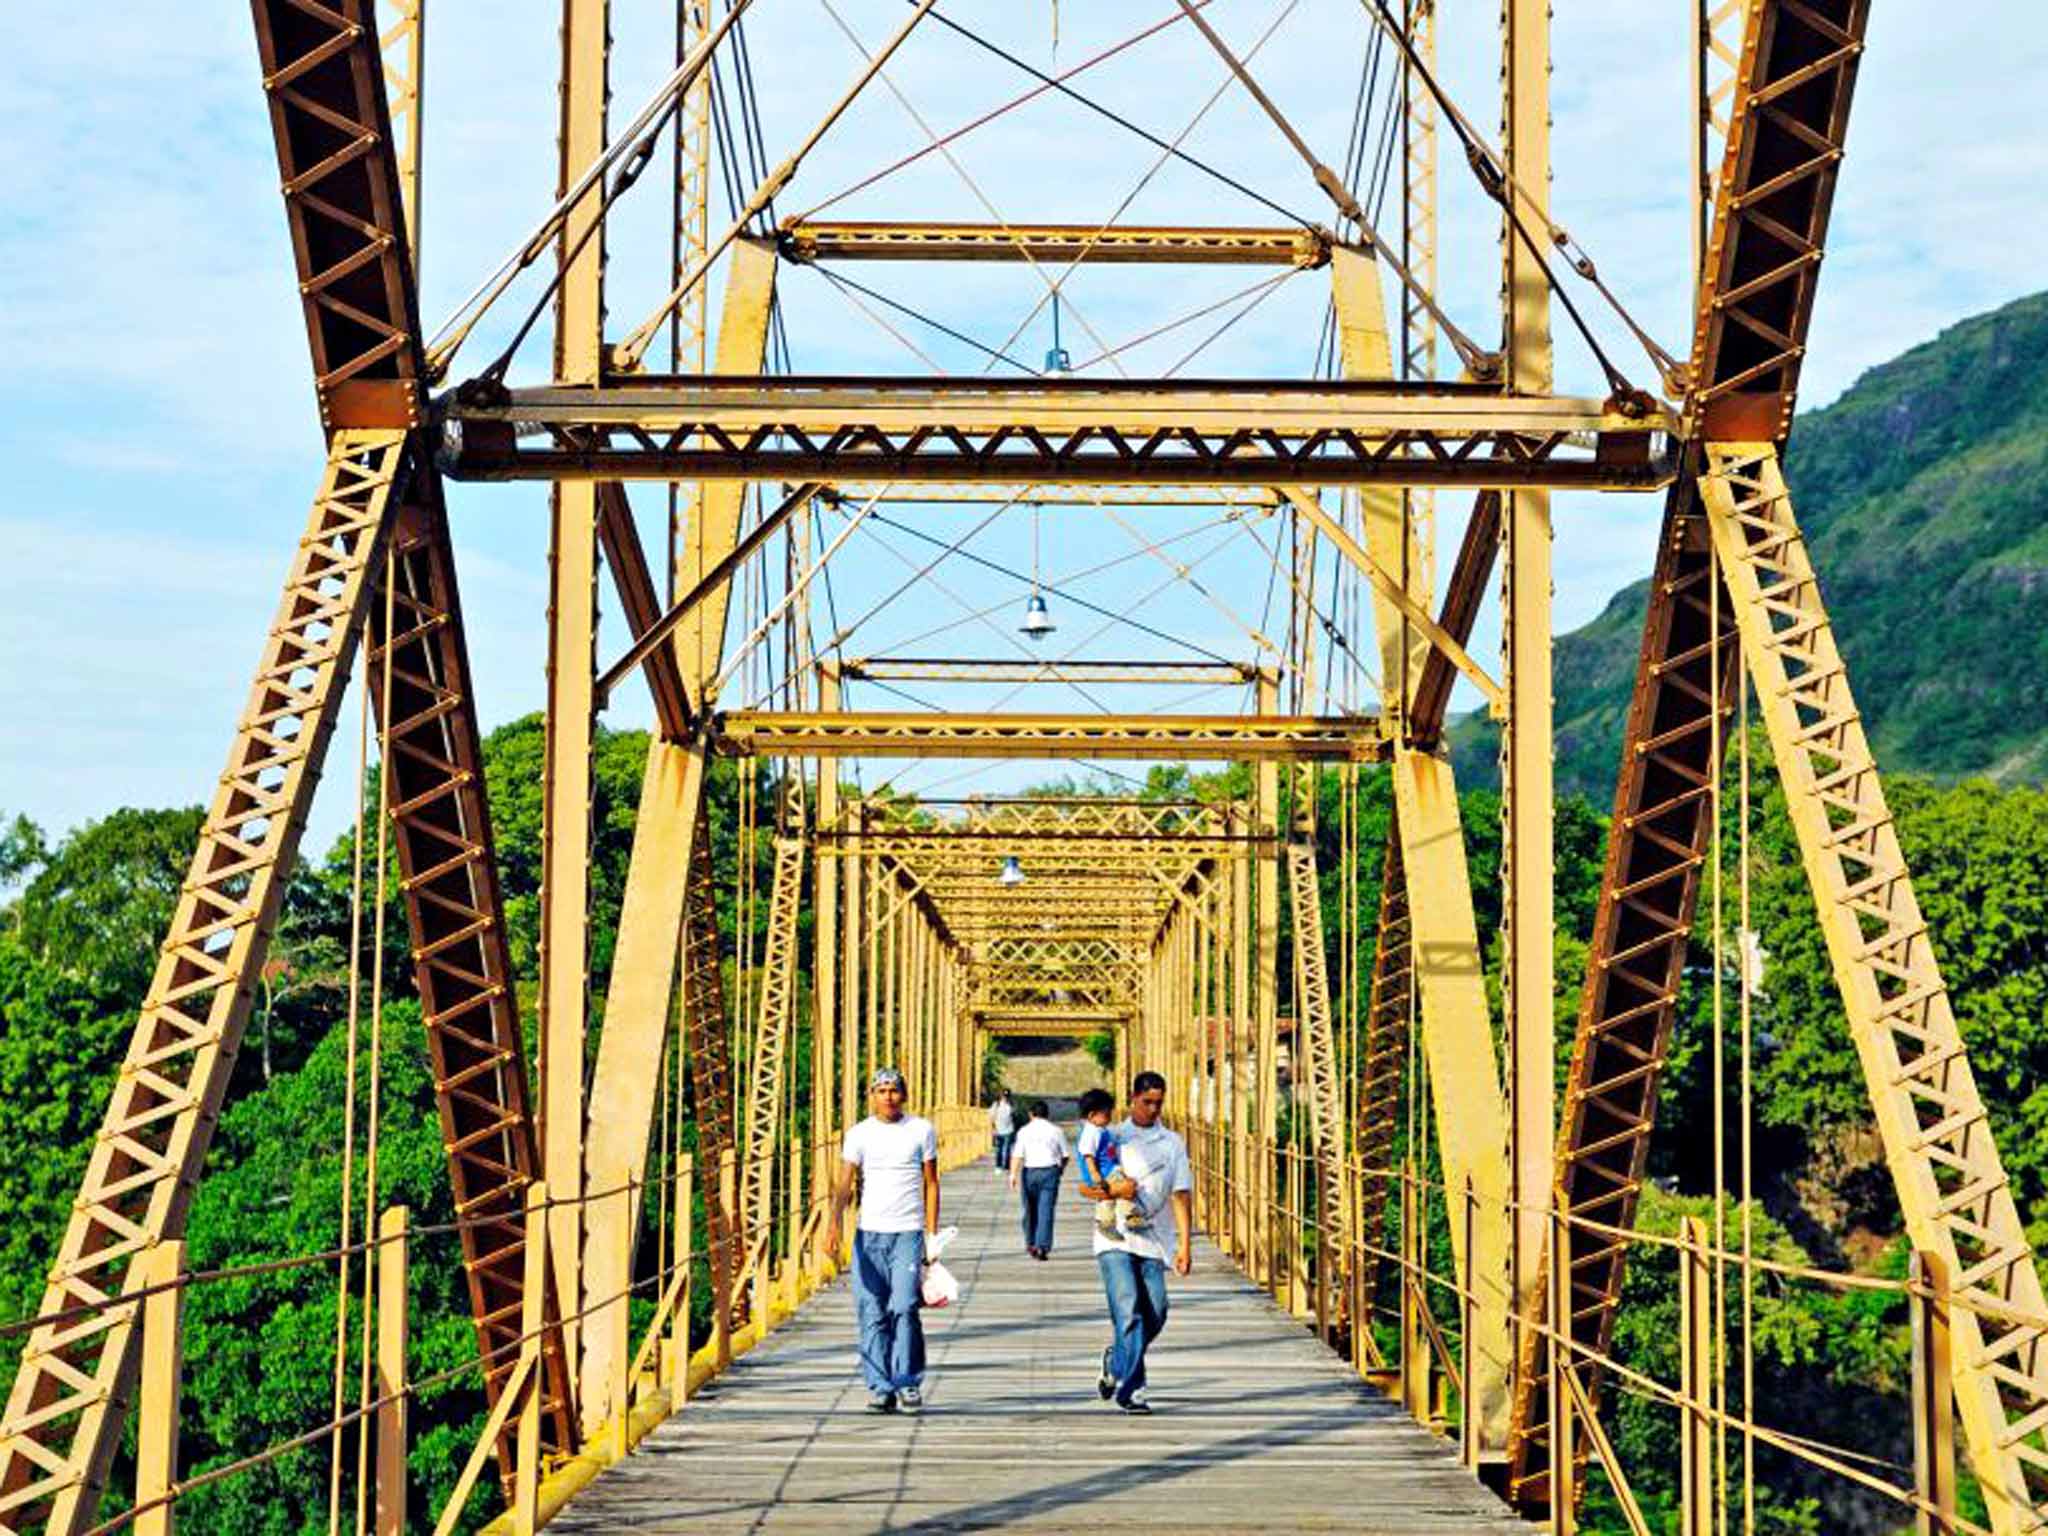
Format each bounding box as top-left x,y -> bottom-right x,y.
1020,504 -> 1057,639
997,855 -> 1027,887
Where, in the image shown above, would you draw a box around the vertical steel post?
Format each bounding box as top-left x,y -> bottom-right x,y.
1501,0 -> 1556,1450
1913,1251 -> 1957,1536
670,1154 -> 693,1396
376,1206 -> 410,1536
543,0 -> 610,1383
1256,671 -> 1281,1287
514,1183 -> 550,1536
134,1242 -> 183,1536
1679,1215 -> 1714,1536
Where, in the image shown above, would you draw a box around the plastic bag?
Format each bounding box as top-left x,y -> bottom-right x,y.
921,1259 -> 960,1309
924,1225 -> 959,1261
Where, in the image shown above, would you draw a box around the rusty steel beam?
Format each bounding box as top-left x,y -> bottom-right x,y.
371,484 -> 581,1472
594,483 -> 691,738
251,0 -> 426,431
1690,0 -> 1869,441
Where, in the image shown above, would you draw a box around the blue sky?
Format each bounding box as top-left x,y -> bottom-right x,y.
3,2 -> 2045,854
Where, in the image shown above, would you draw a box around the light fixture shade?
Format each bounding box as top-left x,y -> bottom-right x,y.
997,855 -> 1027,886
1019,593 -> 1056,639
1044,344 -> 1072,375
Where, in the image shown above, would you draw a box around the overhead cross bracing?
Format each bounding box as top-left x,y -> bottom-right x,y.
7,0 -> 2046,1533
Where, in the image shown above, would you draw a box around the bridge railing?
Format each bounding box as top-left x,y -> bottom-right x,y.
1186,1126 -> 1986,1535
5,1105 -> 983,1536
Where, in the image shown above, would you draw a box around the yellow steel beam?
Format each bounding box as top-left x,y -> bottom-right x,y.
713,711 -> 1389,762
781,220 -> 1330,266
578,740 -> 706,1416
1501,0 -> 1557,1462
1392,747 -> 1514,1455
821,482 -> 1284,507
1702,443 -> 2048,1531
443,378 -> 1675,491
540,0 -> 609,1384
841,657 -> 1258,686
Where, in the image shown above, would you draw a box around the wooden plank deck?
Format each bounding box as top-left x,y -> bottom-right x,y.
553,1159 -> 1524,1533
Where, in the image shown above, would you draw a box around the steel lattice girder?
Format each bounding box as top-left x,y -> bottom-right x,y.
0,438 -> 404,1530
1704,446 -> 2048,1527
713,711 -> 1388,762
857,797 -> 1230,837
437,378 -> 1676,489
779,220 -> 1331,266
1506,0 -> 1875,1509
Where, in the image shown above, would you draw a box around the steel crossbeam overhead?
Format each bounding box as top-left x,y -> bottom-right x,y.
713,711 -> 1388,762
840,657 -> 1259,686
439,377 -> 1676,490
780,220 -> 1331,267
821,482 -> 1285,506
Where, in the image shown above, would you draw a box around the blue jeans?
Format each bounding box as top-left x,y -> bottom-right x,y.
853,1230 -> 926,1394
993,1132 -> 1015,1169
1020,1166 -> 1061,1251
1097,1251 -> 1169,1405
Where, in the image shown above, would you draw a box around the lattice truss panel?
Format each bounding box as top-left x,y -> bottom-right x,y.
680,803 -> 744,1316
1355,827 -> 1412,1315
1285,843 -> 1347,1271
740,839 -> 806,1257
0,436 -> 405,1531
1703,445 -> 2048,1526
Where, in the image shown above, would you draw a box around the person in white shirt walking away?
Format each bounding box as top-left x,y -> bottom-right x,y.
988,1089 -> 1018,1171
1007,1100 -> 1070,1258
825,1068 -> 940,1414
1081,1072 -> 1193,1414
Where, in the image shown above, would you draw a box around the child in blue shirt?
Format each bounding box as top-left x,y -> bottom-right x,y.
1076,1088 -> 1147,1236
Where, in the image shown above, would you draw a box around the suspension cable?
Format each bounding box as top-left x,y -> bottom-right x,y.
1353,0 -> 1681,398
425,0 -> 760,376
616,0 -> 945,370
1167,0 -> 1491,377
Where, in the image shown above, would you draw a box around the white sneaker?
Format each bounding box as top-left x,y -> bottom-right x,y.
897,1385 -> 923,1414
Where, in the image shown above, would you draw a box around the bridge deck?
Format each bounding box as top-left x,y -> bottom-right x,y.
554,1161 -> 1521,1533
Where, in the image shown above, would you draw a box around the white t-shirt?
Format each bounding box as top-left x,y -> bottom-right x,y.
841,1114 -> 937,1233
1013,1117 -> 1070,1169
1091,1119 -> 1192,1263
989,1100 -> 1017,1135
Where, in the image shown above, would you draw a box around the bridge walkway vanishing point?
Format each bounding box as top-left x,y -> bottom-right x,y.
550,1158 -> 1523,1534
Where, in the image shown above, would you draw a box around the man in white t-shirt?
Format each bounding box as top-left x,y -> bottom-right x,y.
1006,1101 -> 1070,1258
1080,1071 -> 1193,1414
825,1068 -> 940,1413
988,1090 -> 1018,1171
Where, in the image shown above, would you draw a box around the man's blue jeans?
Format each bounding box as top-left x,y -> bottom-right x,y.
853,1229 -> 925,1394
1097,1250 -> 1169,1405
993,1132 -> 1015,1169
1019,1165 -> 1061,1251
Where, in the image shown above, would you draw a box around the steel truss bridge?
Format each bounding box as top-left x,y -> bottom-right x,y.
6,0 -> 2045,1533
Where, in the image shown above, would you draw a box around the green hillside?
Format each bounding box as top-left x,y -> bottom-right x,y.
1464,288 -> 2048,798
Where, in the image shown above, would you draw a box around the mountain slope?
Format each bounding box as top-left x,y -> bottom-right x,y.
1466,289 -> 2048,800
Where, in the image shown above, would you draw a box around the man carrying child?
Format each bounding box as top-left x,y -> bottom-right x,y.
1081,1072 -> 1193,1415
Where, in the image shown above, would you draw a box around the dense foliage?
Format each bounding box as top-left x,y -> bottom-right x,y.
1458,288 -> 2048,799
